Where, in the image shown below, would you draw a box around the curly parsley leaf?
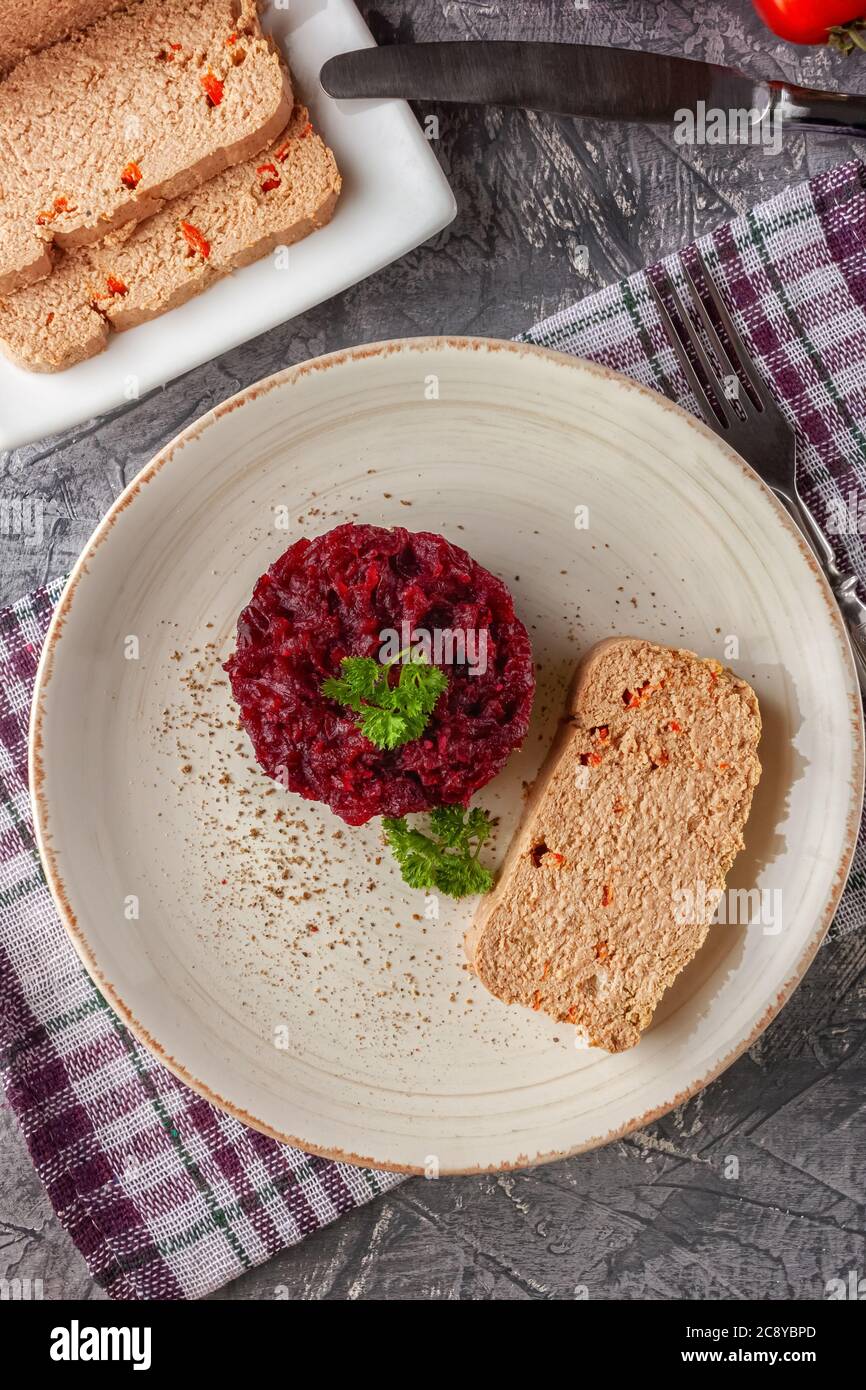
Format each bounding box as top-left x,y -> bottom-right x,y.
322,652 -> 448,751
397,657 -> 449,715
321,658 -> 379,712
383,805 -> 494,899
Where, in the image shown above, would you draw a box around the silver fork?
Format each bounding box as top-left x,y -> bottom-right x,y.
648,252 -> 866,694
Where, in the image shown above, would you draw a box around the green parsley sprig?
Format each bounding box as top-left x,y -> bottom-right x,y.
322,651 -> 448,751
383,806 -> 494,898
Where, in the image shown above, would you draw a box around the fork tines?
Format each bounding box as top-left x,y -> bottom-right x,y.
648,251 -> 772,440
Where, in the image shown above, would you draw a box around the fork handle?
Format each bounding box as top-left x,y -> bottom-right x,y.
778,489 -> 866,695
828,575 -> 866,694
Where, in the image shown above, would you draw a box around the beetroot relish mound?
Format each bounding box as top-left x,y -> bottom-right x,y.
224,524 -> 535,826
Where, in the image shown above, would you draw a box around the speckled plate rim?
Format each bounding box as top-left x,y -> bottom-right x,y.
28,336 -> 866,1175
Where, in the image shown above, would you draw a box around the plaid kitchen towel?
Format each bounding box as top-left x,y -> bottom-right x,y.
2,158 -> 866,1302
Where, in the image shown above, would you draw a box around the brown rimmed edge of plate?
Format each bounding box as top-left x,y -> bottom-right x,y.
28,335 -> 866,1175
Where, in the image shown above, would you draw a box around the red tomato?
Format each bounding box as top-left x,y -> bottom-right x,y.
753,0 -> 865,42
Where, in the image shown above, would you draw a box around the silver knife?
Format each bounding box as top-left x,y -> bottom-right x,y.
320,41 -> 866,138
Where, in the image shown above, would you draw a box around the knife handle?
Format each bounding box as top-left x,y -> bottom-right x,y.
777,83 -> 866,138
320,41 -> 750,123
321,41 -> 565,110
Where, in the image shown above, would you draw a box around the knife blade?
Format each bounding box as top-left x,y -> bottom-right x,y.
320,41 -> 866,139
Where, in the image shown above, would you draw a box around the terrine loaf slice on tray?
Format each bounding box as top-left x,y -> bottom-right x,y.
0,1 -> 129,75
0,105 -> 340,371
466,637 -> 762,1053
0,0 -> 292,295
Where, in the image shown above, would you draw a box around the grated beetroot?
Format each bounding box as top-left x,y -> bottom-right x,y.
224,524 -> 535,825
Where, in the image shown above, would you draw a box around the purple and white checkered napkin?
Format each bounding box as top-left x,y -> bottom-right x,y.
3,159 -> 866,1301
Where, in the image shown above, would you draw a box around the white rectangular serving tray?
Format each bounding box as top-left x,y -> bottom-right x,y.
0,0 -> 456,449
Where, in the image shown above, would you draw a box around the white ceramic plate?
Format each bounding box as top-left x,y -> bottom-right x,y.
0,1 -> 456,449
31,338 -> 863,1174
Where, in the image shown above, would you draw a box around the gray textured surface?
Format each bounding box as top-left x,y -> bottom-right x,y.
2,0 -> 865,1302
